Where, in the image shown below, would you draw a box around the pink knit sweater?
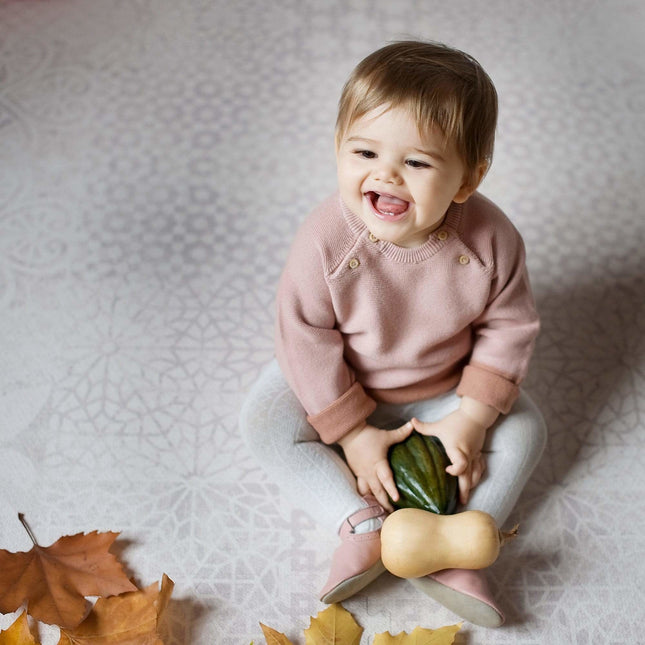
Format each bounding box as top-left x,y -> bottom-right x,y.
275,192 -> 539,444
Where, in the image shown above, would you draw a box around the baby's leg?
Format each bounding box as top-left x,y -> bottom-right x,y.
239,359 -> 369,533
240,360 -> 388,603
401,389 -> 547,526
464,390 -> 547,526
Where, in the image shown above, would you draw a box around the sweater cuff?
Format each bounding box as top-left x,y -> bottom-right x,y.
307,382 -> 377,444
456,364 -> 520,414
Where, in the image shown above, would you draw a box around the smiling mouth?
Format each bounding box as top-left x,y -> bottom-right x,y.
365,191 -> 410,221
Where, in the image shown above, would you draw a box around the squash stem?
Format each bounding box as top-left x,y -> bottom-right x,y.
499,523 -> 519,547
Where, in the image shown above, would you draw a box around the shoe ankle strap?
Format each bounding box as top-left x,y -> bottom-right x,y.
343,501 -> 387,535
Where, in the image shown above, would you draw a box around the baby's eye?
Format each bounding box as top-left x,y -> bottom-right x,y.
406,159 -> 431,169
354,149 -> 376,159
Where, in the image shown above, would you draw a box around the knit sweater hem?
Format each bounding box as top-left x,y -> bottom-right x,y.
456,364 -> 520,414
307,381 -> 377,444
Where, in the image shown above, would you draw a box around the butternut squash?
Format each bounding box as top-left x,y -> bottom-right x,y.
380,508 -> 518,578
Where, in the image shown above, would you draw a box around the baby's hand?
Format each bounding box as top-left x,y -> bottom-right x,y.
411,409 -> 489,505
337,421 -> 414,511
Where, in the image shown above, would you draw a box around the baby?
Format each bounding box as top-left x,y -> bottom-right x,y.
241,40 -> 546,627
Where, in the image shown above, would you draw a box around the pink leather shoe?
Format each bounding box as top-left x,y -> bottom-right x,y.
410,568 -> 504,628
319,498 -> 388,604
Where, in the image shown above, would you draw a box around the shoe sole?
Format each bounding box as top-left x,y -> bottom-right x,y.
409,576 -> 504,628
320,560 -> 387,604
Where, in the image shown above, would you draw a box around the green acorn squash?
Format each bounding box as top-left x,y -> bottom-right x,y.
388,431 -> 459,515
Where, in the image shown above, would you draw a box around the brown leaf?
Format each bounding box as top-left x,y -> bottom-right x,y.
372,623 -> 462,645
57,574 -> 173,645
0,613 -> 39,645
303,604 -> 363,645
0,525 -> 137,629
259,623 -> 294,645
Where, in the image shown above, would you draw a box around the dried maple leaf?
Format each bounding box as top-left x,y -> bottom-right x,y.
372,623 -> 462,645
0,515 -> 137,629
57,574 -> 174,645
259,623 -> 293,645
0,613 -> 39,645
303,604 -> 363,645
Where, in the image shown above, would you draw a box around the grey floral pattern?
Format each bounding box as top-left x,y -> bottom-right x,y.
1,1 -> 644,643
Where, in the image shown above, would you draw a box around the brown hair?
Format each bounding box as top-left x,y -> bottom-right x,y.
336,41 -> 498,186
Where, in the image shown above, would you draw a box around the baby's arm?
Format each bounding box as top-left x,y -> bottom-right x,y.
275,202 -> 378,444
412,200 -> 539,503
337,420 -> 414,511
411,396 -> 499,505
274,204 -> 415,509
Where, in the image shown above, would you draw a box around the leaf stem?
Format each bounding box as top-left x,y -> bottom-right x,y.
18,513 -> 40,546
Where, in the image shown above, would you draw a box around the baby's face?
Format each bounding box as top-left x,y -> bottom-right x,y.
336,105 -> 474,248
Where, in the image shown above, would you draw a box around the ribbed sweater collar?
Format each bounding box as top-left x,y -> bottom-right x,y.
339,196 -> 463,264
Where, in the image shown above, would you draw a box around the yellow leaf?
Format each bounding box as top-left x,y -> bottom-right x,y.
259,623 -> 294,645
304,604 -> 363,645
0,613 -> 39,645
56,574 -> 173,645
373,623 -> 462,645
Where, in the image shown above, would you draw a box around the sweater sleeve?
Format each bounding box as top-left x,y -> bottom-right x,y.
456,207 -> 540,414
274,218 -> 376,444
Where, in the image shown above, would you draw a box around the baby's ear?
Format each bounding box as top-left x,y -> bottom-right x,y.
453,161 -> 489,203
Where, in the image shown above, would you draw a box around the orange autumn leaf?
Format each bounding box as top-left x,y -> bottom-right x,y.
0,516 -> 137,629
57,574 -> 174,645
259,623 -> 294,645
0,613 -> 39,645
372,623 -> 462,645
303,604 -> 363,645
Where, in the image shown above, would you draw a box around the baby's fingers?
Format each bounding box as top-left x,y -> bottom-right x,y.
356,476 -> 370,497
455,456 -> 486,505
375,460 -> 398,499
359,475 -> 389,511
470,454 -> 486,488
373,461 -> 397,511
457,469 -> 473,505
445,449 -> 469,477
368,481 -> 392,512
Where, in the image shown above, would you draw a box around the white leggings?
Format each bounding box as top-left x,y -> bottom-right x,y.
240,359 -> 547,533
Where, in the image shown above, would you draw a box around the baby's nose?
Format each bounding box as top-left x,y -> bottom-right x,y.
374,163 -> 402,184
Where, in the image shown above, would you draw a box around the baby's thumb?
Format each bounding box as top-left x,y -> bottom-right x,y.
446,450 -> 469,476
409,417 -> 429,433
388,420 -> 414,445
